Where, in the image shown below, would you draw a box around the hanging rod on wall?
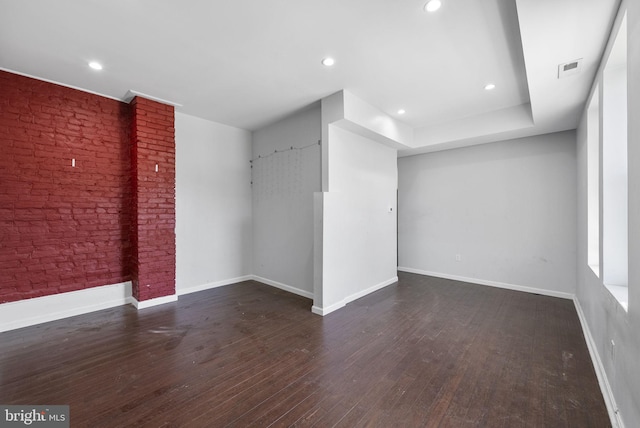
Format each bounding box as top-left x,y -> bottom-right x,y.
249,140 -> 320,164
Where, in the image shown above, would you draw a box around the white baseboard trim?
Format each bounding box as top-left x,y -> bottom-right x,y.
573,298 -> 624,428
131,294 -> 178,310
397,267 -> 574,300
0,282 -> 133,333
344,276 -> 398,306
251,276 -> 314,300
0,275 -> 270,331
311,301 -> 343,316
312,276 -> 399,317
177,275 -> 253,296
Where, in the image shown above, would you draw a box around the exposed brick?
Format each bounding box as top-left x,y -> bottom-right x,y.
1,72 -> 176,306
130,96 -> 176,302
0,70 -> 133,304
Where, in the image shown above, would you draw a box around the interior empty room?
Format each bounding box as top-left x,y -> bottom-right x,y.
1,0 -> 638,427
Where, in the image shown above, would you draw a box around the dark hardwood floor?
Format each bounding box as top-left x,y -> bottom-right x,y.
0,272 -> 610,427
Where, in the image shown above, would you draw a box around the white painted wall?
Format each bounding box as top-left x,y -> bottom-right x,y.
251,106 -> 321,297
576,1 -> 640,426
316,125 -> 398,314
175,113 -> 253,294
398,131 -> 577,297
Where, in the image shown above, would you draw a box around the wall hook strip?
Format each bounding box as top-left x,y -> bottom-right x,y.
250,140 -> 319,163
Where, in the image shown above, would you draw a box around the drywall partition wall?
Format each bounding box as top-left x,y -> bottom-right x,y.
398,131 -> 577,298
316,125 -> 398,314
252,105 -> 321,298
314,90 -> 400,315
0,70 -> 132,304
175,113 -> 252,295
576,1 -> 640,426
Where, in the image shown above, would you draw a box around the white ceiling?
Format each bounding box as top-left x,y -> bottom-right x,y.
0,0 -> 620,153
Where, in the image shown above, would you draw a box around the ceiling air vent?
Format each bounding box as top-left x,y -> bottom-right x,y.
558,58 -> 583,79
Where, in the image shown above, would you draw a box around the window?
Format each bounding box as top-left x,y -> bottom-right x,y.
602,13 -> 628,311
587,86 -> 599,276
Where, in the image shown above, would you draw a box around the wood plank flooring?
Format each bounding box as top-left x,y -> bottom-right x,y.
0,272 -> 610,427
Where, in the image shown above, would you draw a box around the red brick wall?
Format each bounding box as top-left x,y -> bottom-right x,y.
1,71 -> 176,305
130,97 -> 176,301
0,71 -> 133,303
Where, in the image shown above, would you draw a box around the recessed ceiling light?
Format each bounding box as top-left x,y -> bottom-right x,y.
397,109 -> 406,115
89,61 -> 103,70
322,57 -> 335,67
424,0 -> 442,13
484,83 -> 496,91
